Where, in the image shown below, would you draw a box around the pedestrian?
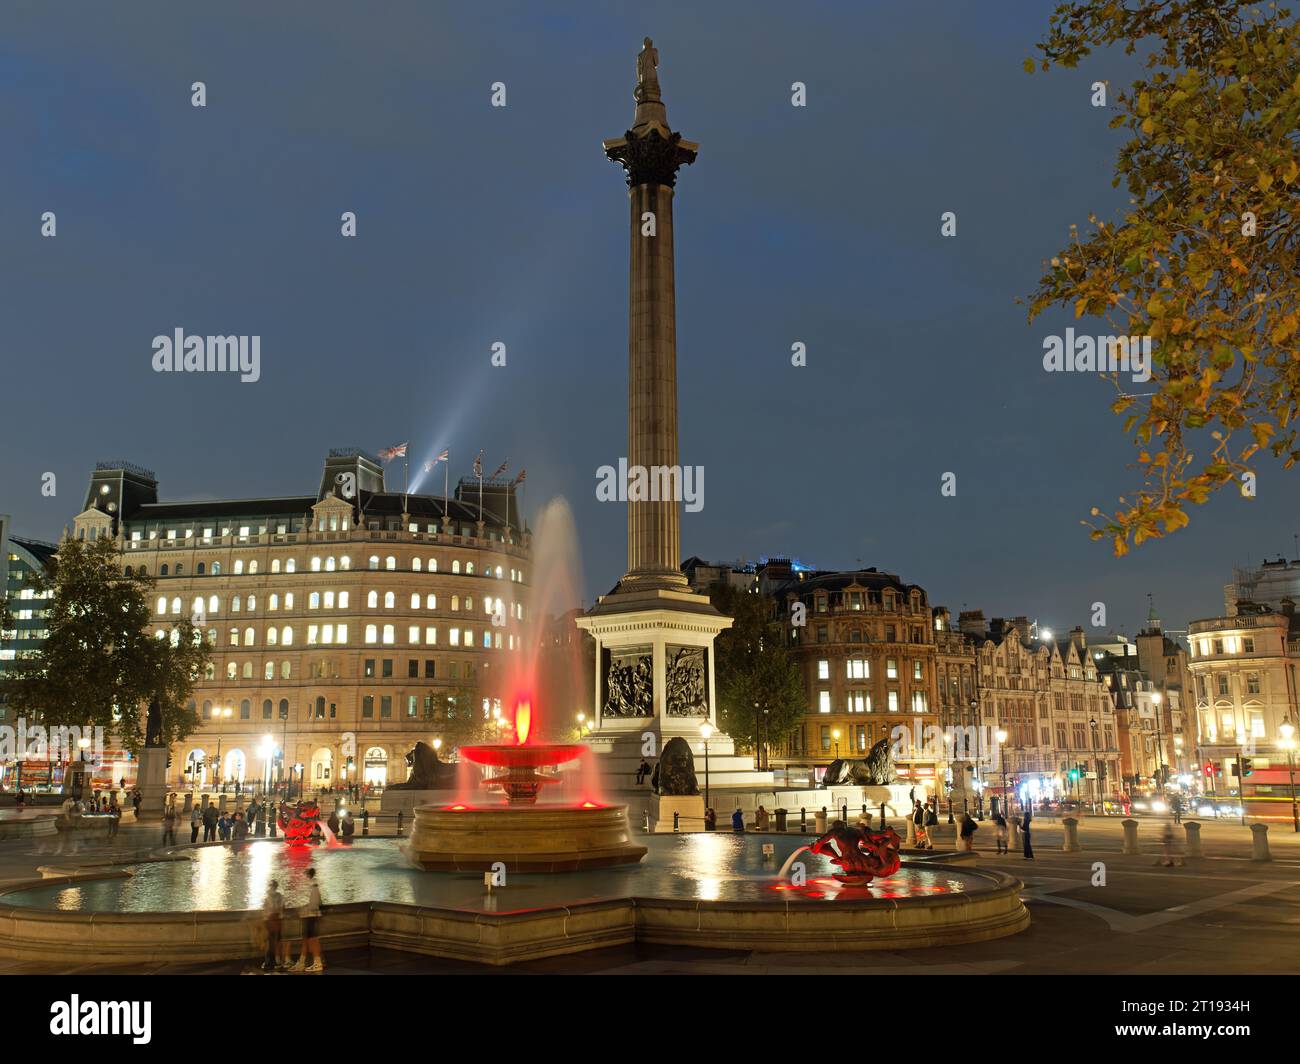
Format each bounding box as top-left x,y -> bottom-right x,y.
1160,821 -> 1183,867
704,807 -> 717,831
15,789 -> 25,812
912,799 -> 926,848
1021,802 -> 1035,860
131,789 -> 141,817
959,812 -> 978,852
755,805 -> 770,831
731,806 -> 745,833
340,811 -> 355,841
292,867 -> 325,972
922,799 -> 937,849
202,800 -> 219,842
162,801 -> 178,846
190,804 -> 202,843
218,813 -> 233,841
1171,794 -> 1183,825
107,798 -> 121,838
232,812 -> 249,841
994,812 -> 1008,854
262,879 -> 285,970
635,758 -> 651,785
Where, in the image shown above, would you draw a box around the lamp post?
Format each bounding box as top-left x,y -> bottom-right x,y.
294,763 -> 304,801
1152,692 -> 1165,791
214,705 -> 233,792
970,698 -> 984,818
1088,717 -> 1099,814
576,713 -> 586,741
1280,720 -> 1298,833
259,735 -> 274,794
995,728 -> 1008,819
944,731 -> 955,823
832,727 -> 841,759
699,722 -> 714,812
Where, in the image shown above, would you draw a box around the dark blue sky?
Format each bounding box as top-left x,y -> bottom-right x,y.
1,0 -> 1293,636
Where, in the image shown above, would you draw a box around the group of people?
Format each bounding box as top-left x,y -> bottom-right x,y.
911,798 -> 939,849
260,868 -> 325,973
956,805 -> 1034,858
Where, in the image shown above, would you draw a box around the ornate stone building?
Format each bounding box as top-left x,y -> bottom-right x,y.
764,562 -> 942,790
68,452 -> 530,792
1187,599 -> 1300,817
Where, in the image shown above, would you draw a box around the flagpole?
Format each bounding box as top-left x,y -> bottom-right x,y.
443,460 -> 449,522
403,453 -> 409,511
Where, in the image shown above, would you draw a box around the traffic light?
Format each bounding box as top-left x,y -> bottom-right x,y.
1069,767 -> 1080,781
1204,762 -> 1214,777
1241,757 -> 1254,777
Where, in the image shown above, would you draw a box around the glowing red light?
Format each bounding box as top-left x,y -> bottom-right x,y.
515,700 -> 532,745
449,804 -> 468,811
580,801 -> 600,809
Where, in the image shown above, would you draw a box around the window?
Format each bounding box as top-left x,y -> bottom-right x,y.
365,624 -> 378,644
1247,673 -> 1261,695
911,691 -> 927,712
1217,675 -> 1230,697
913,660 -> 923,681
385,556 -> 396,571
369,556 -> 379,571
383,625 -> 395,644
1243,637 -> 1255,653
381,695 -> 392,718
817,660 -> 829,680
384,592 -> 395,609
846,659 -> 868,679
367,590 -> 378,608
426,593 -> 436,609
309,593 -> 320,610
269,594 -> 279,611
411,593 -> 421,609
888,691 -> 899,712
424,660 -> 436,679
886,658 -> 898,679
818,691 -> 831,714
363,696 -> 374,718
285,559 -> 295,573
425,626 -> 437,644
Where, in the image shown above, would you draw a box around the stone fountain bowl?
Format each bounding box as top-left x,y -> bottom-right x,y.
403,802 -> 648,873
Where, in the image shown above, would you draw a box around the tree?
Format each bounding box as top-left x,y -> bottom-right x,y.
710,584 -> 806,757
1025,1 -> 1300,554
0,536 -> 209,753
429,669 -> 492,754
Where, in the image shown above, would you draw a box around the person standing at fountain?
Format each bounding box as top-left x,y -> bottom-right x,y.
106,797 -> 121,839
959,812 -> 978,852
994,812 -> 1008,854
731,806 -> 745,833
201,800 -> 218,842
190,804 -> 202,843
292,867 -> 324,973
162,801 -> 178,846
1021,802 -> 1035,860
261,879 -> 285,971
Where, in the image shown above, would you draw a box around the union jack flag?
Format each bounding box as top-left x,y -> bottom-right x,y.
423,448 -> 449,473
492,458 -> 509,479
512,468 -> 526,485
378,442 -> 407,461
473,450 -> 483,478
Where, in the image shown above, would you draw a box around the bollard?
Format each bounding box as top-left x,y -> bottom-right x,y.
799,807 -> 807,832
1251,822 -> 1271,862
1183,820 -> 1202,857
396,810 -> 404,836
840,802 -> 848,822
814,808 -> 828,833
268,812 -> 277,838
905,817 -> 917,846
1062,816 -> 1080,852
775,808 -> 788,832
218,795 -> 228,813
673,811 -> 680,833
1008,817 -> 1021,850
861,803 -> 868,818
361,809 -> 370,837
879,802 -> 887,831
182,793 -> 193,814
642,809 -> 650,833
1121,818 -> 1140,855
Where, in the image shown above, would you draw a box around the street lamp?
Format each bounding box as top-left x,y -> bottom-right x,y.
1089,717 -> 1099,814
699,722 -> 714,813
995,728 -> 1008,818
1152,692 -> 1166,789
259,735 -> 274,793
944,731 -> 955,823
214,705 -> 233,791
831,727 -> 841,759
1280,720 -> 1298,833
576,713 -> 586,741
293,763 -> 304,800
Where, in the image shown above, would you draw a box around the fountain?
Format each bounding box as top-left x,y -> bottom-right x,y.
402,697 -> 647,873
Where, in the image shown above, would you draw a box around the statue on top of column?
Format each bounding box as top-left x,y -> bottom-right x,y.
635,37 -> 660,98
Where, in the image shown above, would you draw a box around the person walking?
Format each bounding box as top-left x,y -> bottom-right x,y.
161,801 -> 178,846
1171,794 -> 1183,825
1160,821 -> 1184,867
994,812 -> 1008,854
261,879 -> 285,970
131,789 -> 142,818
1021,802 -> 1035,860
107,798 -> 121,839
704,807 -> 717,831
959,812 -> 978,852
292,868 -> 325,972
912,799 -> 927,849
190,804 -> 202,843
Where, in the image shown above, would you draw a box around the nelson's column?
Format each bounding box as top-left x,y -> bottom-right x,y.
577,40 -> 770,795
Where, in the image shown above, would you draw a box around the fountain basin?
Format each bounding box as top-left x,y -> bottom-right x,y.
402,802 -> 648,872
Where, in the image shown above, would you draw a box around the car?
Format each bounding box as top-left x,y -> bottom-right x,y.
1193,798 -> 1243,819
1128,797 -> 1170,815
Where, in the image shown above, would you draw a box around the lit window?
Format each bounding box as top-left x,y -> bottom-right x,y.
311,557 -> 322,572
365,625 -> 377,644
384,592 -> 395,609
818,691 -> 830,713
411,593 -> 420,609
382,624 -> 395,644
818,660 -> 829,680
426,593 -> 436,609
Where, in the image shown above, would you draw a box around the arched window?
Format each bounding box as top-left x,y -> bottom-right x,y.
428,559 -> 437,572
465,596 -> 474,611
175,564 -> 183,575
286,559 -> 296,573
368,556 -> 379,571
171,597 -> 182,615
451,595 -> 459,612
229,627 -> 240,646
268,627 -> 279,646
324,591 -> 335,609
240,699 -> 251,719
271,559 -> 280,574
384,591 -> 395,609
279,698 -> 289,716
367,590 -> 378,608
156,595 -> 167,615
285,592 -> 294,609
160,564 -> 169,576
263,662 -> 274,680
452,560 -> 461,574
385,556 -> 396,571
269,594 -> 279,611
212,562 -> 221,575
192,596 -> 204,617
410,593 -> 420,609
204,662 -> 216,679
413,559 -> 422,572
234,560 -> 244,575
466,563 -> 474,575
206,628 -> 216,644
426,593 -> 436,610
311,557 -> 321,572
247,594 -> 256,612
309,592 -> 320,610
280,663 -> 291,680
325,557 -> 336,572
226,662 -> 238,679
203,700 -> 213,720
281,626 -> 293,646
196,562 -> 205,575
262,699 -> 273,719
248,561 -> 258,575
242,662 -> 253,679
208,594 -> 219,614
338,591 -> 349,609
495,566 -> 503,579
340,556 -> 351,571
232,595 -> 242,613
382,624 -> 395,644
365,624 -> 378,644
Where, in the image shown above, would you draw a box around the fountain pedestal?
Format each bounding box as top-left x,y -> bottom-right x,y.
403,803 -> 647,873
